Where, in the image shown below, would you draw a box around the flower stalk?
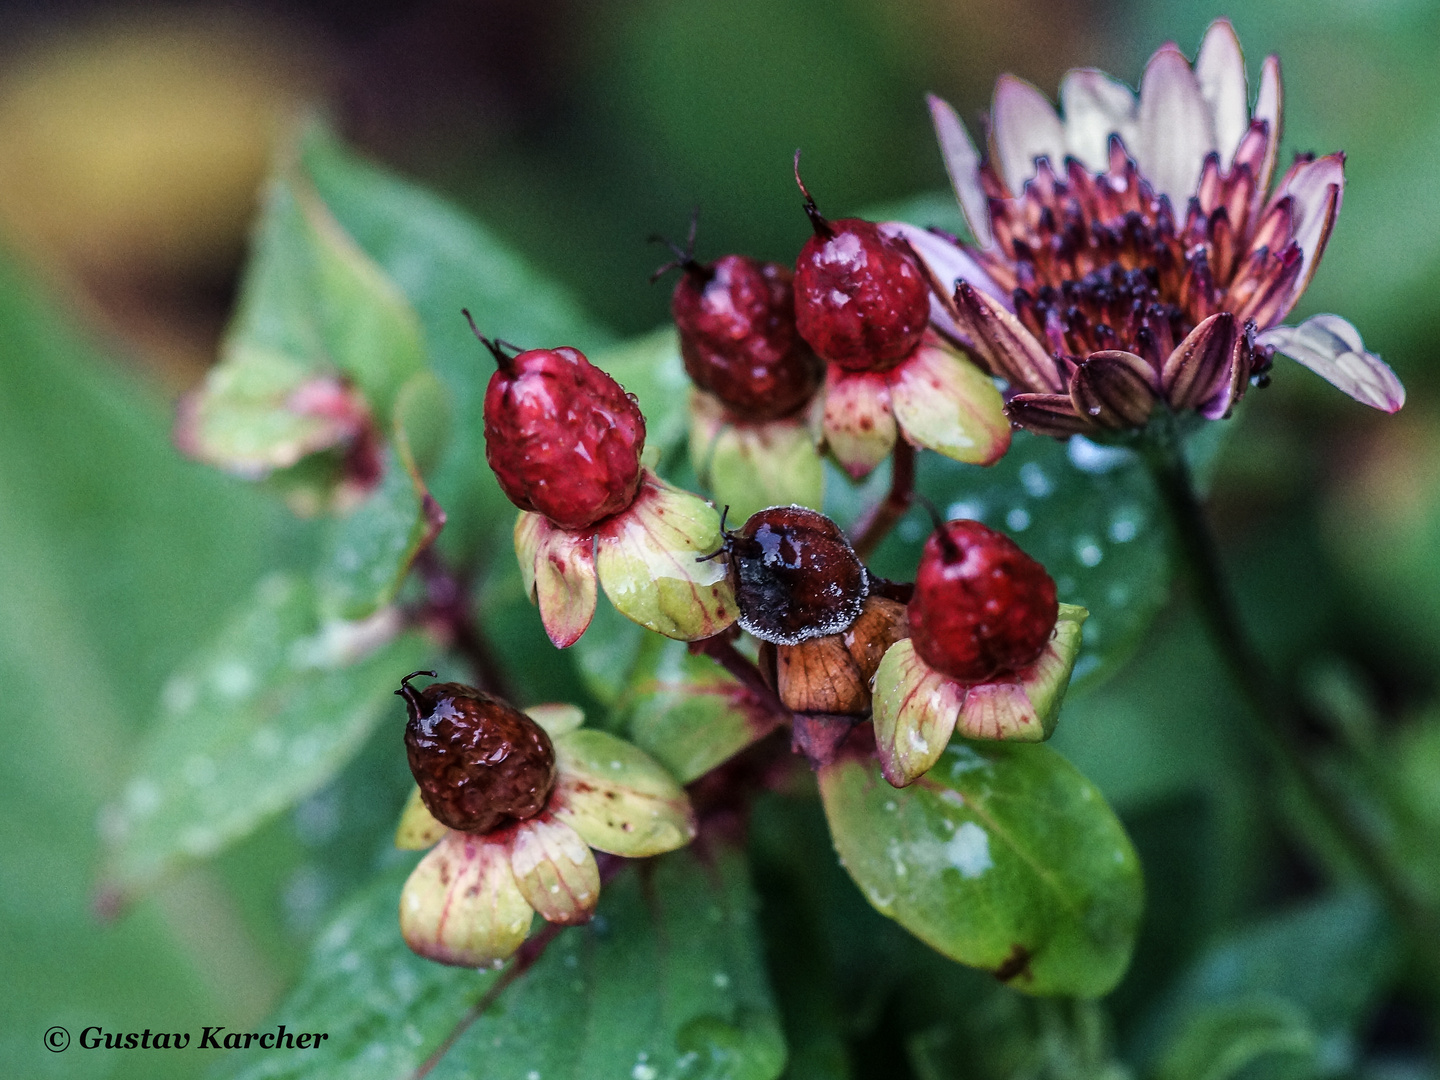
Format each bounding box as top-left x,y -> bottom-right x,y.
1140,413 -> 1440,963
850,440 -> 916,561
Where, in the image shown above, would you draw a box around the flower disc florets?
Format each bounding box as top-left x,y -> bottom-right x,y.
482,342 -> 646,529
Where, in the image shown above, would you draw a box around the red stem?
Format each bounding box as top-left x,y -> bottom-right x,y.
688,634 -> 792,725
849,440 -> 916,561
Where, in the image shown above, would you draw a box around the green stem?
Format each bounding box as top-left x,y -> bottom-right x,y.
1140,414 -> 1440,957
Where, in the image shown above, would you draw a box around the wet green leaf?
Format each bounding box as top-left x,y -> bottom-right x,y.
818,741 -> 1143,997
100,575 -> 429,898
1156,998 -> 1318,1080
315,372 -> 449,621
215,848 -> 785,1080
619,640 -> 781,783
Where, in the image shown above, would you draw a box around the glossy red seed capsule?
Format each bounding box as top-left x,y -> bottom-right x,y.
397,672 -> 557,835
670,255 -> 823,421
791,160 -> 930,373
908,519 -> 1058,683
726,505 -> 868,645
478,323 -> 646,530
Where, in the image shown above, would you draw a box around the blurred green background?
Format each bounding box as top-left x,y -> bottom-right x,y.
3,0 -> 1440,1077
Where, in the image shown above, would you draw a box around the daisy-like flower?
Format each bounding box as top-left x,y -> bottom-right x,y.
890,18 -> 1404,438
394,689 -> 695,969
478,332 -> 738,647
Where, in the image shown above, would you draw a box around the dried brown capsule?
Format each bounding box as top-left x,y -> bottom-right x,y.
396,672 -> 557,834
776,595 -> 909,715
725,506 -> 868,645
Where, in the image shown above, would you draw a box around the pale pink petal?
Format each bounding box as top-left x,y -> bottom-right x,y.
1273,152 -> 1344,315
991,74 -> 1067,194
1060,68 -> 1138,174
1258,316 -> 1405,413
888,340 -> 1011,465
819,367 -> 898,479
881,222 -> 1009,347
926,94 -> 992,247
1253,56 -> 1283,194
400,832 -> 533,968
508,815 -> 600,926
1195,19 -> 1249,168
533,525 -> 599,648
955,604 -> 1087,742
1136,43 -> 1217,205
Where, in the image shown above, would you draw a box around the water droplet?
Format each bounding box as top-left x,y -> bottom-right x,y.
1006,507 -> 1031,531
945,499 -> 986,523
1075,538 -> 1103,567
211,660 -> 254,699
1019,463 -> 1052,498
1108,505 -> 1141,543
182,755 -> 216,788
946,822 -> 993,879
1067,434 -> 1134,474
713,972 -> 731,989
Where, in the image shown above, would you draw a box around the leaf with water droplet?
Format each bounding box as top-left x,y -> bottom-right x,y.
818,738 -> 1143,997
210,848 -> 785,1080
99,574 -> 430,900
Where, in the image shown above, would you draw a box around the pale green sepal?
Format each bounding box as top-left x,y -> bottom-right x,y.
889,340 -> 1011,466
818,742 -> 1143,997
691,391 -> 824,520
515,512 -> 543,598
549,729 -> 696,857
394,786 -> 447,851
508,814 -> 601,925
593,472 -> 738,641
956,604 -> 1088,742
872,638 -> 966,788
819,367 -> 897,479
524,703 -> 585,738
399,831 -> 534,969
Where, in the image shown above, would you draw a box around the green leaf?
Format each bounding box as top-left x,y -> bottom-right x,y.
182,163 -> 428,496
315,372 -> 449,620
619,640 -> 781,783
297,125 -> 613,557
1134,890 -> 1398,1073
215,848 -> 785,1080
100,575 -> 430,898
1156,998 -> 1319,1080
818,741 -> 1143,997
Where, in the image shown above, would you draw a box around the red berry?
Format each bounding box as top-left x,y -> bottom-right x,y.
908,520 -> 1058,683
671,256 -> 822,420
397,673 -> 556,834
727,506 -> 868,645
482,342 -> 645,529
793,217 -> 930,373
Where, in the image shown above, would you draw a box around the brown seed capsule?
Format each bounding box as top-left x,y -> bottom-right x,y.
727,506 -> 868,646
776,595 -> 909,715
396,672 -> 556,834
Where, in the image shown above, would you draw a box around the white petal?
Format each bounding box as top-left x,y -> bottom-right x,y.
991,74 -> 1067,194
1060,68 -> 1137,174
1258,316 -> 1405,413
1273,152 -> 1344,315
1253,55 -> 1283,194
1136,43 -> 1216,205
1195,19 -> 1249,168
927,94 -> 992,247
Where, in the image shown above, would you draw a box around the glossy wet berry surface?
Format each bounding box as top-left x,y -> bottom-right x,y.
908,519 -> 1058,683
671,255 -> 822,420
727,505 -> 868,645
399,679 -> 557,834
483,345 -> 645,529
793,218 -> 931,373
